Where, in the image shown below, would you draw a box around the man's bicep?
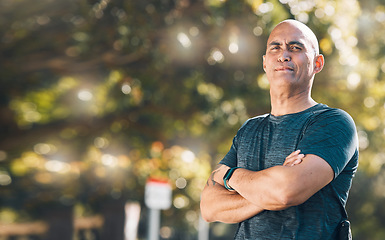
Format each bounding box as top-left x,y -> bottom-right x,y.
301,154 -> 334,181
289,154 -> 334,203
297,109 -> 358,177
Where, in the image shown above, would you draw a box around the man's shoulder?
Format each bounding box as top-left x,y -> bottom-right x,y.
235,113 -> 269,137
305,105 -> 358,146
240,113 -> 269,127
248,113 -> 270,122
311,104 -> 356,126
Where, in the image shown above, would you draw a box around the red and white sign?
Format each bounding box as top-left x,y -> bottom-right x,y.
145,178 -> 172,210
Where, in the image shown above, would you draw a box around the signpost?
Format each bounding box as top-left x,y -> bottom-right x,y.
145,178 -> 172,240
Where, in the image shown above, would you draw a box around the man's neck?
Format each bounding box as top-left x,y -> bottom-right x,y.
270,91 -> 317,116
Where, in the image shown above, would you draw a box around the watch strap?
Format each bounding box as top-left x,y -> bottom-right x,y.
223,167 -> 240,191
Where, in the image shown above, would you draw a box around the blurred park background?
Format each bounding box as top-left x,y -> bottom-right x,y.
1,0 -> 385,239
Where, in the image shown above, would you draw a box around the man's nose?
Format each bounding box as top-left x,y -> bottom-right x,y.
278,50 -> 291,62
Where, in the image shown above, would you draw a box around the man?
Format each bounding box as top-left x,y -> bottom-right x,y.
200,19 -> 358,239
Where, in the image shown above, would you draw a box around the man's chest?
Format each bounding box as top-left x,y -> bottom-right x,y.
236,119 -> 308,170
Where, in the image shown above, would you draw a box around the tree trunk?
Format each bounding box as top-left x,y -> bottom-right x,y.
100,198 -> 126,240
43,205 -> 74,240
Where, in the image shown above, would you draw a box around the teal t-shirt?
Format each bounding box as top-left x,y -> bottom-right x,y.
219,104 -> 359,240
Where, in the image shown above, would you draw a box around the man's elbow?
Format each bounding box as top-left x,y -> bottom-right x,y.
276,195 -> 300,208
275,188 -> 308,208
268,171 -> 311,208
201,211 -> 214,223
200,199 -> 215,222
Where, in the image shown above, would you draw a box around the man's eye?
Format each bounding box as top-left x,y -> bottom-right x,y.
290,46 -> 302,51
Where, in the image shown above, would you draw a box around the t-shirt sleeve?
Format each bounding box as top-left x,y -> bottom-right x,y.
219,134 -> 239,168
297,109 -> 358,178
219,118 -> 254,168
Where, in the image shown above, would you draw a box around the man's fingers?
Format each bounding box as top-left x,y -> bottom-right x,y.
290,158 -> 303,166
285,150 -> 301,159
284,150 -> 304,166
284,155 -> 304,166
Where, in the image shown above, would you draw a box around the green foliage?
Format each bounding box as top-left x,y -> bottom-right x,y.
0,0 -> 385,239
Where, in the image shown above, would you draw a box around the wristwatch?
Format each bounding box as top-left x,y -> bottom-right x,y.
223,167 -> 240,191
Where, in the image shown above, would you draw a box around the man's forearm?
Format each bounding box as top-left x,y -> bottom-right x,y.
228,154 -> 334,210
211,151 -> 308,211
200,151 -> 307,223
200,178 -> 264,223
228,166 -> 294,210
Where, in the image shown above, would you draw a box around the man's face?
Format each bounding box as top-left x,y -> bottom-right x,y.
263,22 -> 318,90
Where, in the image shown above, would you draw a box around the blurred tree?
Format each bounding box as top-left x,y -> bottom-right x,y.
0,0 -> 385,239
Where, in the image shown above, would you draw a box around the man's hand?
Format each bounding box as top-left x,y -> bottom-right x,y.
283,150 -> 304,167
207,164 -> 230,187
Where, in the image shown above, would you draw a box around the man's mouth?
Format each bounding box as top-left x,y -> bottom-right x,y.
275,66 -> 294,72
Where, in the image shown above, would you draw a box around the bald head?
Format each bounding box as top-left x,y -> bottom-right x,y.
269,19 -> 320,55
263,18 -> 325,90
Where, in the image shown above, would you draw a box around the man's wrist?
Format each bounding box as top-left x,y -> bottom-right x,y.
223,167 -> 240,191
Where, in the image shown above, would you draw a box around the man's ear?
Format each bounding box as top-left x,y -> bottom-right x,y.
263,55 -> 266,72
314,54 -> 324,74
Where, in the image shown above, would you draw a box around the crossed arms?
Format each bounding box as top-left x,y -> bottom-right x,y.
200,150 -> 334,223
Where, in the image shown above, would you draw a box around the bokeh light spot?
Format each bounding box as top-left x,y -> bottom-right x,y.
121,83 -> 132,94
175,177 -> 187,189
0,171 -> 12,186
0,151 -> 7,161
77,90 -> 93,101
101,154 -> 118,167
181,150 -> 195,163
177,32 -> 191,48
45,160 -> 71,173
